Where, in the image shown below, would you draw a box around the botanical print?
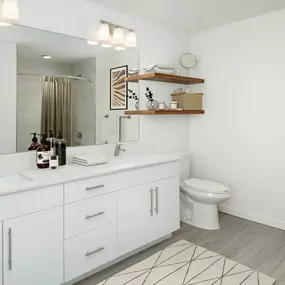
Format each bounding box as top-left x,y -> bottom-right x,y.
110,65 -> 128,110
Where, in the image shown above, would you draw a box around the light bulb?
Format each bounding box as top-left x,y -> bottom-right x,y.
1,0 -> 19,20
42,55 -> 52,59
98,23 -> 110,41
112,27 -> 124,44
115,46 -> 126,51
87,40 -> 99,46
125,31 -> 137,47
0,21 -> 11,26
101,43 -> 113,48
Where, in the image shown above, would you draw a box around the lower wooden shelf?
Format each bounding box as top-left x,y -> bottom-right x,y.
124,110 -> 205,115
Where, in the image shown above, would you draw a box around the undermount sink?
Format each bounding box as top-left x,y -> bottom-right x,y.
108,155 -> 155,167
0,173 -> 33,189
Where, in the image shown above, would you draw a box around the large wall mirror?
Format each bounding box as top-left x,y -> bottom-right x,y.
0,24 -> 139,154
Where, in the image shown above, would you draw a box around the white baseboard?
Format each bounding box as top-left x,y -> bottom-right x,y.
219,205 -> 285,231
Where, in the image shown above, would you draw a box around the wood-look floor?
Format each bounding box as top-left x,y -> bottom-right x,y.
76,213 -> 285,285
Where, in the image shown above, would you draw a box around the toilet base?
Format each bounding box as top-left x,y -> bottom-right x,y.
181,200 -> 220,230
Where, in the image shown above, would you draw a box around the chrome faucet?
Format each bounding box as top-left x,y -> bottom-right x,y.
114,143 -> 126,157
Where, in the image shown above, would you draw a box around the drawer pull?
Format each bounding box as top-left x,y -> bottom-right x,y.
8,228 -> 12,270
154,187 -> 159,214
149,189 -> 154,217
85,211 -> 105,220
85,246 -> 105,257
85,184 -> 105,191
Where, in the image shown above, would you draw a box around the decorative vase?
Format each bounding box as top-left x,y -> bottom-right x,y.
146,100 -> 158,110
135,101 -> 139,110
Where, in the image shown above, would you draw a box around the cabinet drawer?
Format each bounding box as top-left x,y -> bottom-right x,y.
64,223 -> 117,282
64,192 -> 117,239
0,184 -> 63,221
64,161 -> 179,204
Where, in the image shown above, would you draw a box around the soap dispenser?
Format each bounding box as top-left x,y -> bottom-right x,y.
36,134 -> 50,169
46,130 -> 55,151
28,133 -> 40,151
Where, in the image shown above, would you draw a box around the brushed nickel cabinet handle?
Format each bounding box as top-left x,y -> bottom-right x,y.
154,187 -> 159,214
85,211 -> 105,220
8,228 -> 12,270
149,188 -> 154,216
85,184 -> 104,191
85,246 -> 105,257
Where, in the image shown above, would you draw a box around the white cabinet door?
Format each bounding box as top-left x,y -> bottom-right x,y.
3,207 -> 64,285
118,183 -> 155,256
118,176 -> 180,257
0,222 -> 2,285
153,176 -> 180,239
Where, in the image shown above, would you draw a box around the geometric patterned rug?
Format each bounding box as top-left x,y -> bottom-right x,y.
98,240 -> 276,285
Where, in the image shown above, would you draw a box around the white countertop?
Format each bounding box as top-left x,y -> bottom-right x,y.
0,153 -> 182,196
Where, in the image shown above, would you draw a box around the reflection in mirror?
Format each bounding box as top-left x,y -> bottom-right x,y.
0,24 -> 139,154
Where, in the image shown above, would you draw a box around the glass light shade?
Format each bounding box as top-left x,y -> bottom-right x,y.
0,21 -> 11,26
112,27 -> 124,44
1,0 -> 19,20
98,23 -> 110,41
115,46 -> 126,51
125,31 -> 137,47
87,40 -> 99,46
101,43 -> 113,48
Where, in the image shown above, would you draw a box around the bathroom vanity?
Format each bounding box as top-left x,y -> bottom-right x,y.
0,154 -> 180,285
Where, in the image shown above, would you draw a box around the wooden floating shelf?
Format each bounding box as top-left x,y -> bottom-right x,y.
125,75 -> 139,82
124,110 -> 205,115
171,92 -> 204,96
125,73 -> 204,85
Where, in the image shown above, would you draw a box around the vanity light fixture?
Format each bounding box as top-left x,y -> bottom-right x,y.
101,43 -> 113,48
42,55 -> 52,59
1,0 -> 19,20
98,23 -> 110,41
0,21 -> 11,26
98,21 -> 137,48
112,27 -> 124,45
115,46 -> 126,51
87,40 -> 99,46
125,31 -> 137,47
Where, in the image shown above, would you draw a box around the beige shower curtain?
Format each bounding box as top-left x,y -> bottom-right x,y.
41,76 -> 72,145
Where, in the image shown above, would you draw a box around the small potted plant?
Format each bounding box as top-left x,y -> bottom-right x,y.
128,89 -> 139,110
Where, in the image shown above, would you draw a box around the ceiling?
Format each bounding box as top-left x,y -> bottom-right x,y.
89,0 -> 285,33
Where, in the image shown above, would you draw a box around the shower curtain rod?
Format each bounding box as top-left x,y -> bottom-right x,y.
17,72 -> 93,83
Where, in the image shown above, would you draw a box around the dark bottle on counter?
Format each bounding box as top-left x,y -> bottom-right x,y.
28,133 -> 40,151
36,134 -> 50,169
46,130 -> 55,150
50,143 -> 58,170
55,131 -> 66,166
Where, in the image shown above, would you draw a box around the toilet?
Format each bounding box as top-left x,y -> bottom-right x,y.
180,178 -> 231,230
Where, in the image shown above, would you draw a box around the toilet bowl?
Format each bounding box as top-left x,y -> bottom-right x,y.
180,178 -> 231,230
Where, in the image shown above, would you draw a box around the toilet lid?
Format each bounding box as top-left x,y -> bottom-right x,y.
184,178 -> 230,193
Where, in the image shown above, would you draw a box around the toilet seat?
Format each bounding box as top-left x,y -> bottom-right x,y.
183,178 -> 230,194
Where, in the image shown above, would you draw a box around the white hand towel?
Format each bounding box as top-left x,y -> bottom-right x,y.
144,68 -> 176,74
143,64 -> 176,71
72,154 -> 108,166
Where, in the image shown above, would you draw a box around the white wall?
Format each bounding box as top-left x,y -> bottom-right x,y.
0,40 -> 17,154
17,57 -> 72,152
189,9 -> 285,229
